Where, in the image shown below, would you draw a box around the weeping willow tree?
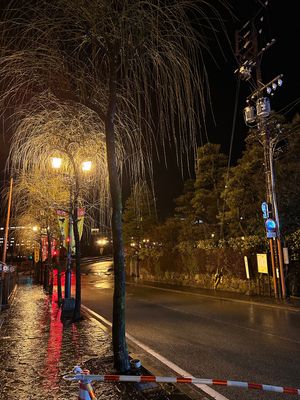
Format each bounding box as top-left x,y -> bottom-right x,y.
9,171 -> 64,292
7,95 -> 114,320
12,178 -> 61,284
11,213 -> 41,258
123,181 -> 157,245
1,0 -> 232,371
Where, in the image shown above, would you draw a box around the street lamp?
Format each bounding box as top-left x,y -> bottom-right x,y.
97,237 -> 108,255
51,156 -> 92,301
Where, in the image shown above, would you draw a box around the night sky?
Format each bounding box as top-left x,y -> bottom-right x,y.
0,1 -> 299,221
154,1 -> 300,218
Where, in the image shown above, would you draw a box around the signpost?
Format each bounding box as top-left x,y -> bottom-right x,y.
261,202 -> 269,219
265,218 -> 277,239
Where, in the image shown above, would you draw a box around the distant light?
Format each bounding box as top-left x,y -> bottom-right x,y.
266,87 -> 272,94
277,78 -> 283,86
51,157 -> 62,169
272,82 -> 277,90
97,238 -> 108,246
82,161 -> 92,171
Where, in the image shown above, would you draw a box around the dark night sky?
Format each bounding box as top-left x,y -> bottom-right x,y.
154,1 -> 300,218
0,1 -> 299,221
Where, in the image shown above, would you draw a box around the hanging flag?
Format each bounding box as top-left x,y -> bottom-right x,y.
57,210 -> 69,248
41,236 -> 48,262
57,209 -> 85,255
77,208 -> 85,241
71,208 -> 85,255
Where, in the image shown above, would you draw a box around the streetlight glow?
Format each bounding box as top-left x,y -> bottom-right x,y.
51,157 -> 62,169
82,161 -> 92,171
97,238 -> 108,247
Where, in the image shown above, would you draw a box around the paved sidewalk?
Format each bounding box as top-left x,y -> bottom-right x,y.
0,277 -> 196,400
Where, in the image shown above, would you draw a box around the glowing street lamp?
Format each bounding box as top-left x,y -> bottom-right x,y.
51,157 -> 62,169
97,237 -> 108,255
51,156 -> 92,300
81,161 -> 92,172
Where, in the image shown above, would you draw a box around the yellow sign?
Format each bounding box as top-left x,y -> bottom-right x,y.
257,253 -> 268,274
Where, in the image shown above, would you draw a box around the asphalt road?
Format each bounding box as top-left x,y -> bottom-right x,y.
80,257 -> 300,400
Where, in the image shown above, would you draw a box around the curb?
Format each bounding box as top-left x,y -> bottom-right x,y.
81,305 -> 203,400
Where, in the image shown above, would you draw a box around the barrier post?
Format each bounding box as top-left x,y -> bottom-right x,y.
73,366 -> 97,400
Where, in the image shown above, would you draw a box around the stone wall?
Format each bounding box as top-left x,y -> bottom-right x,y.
126,245 -> 276,296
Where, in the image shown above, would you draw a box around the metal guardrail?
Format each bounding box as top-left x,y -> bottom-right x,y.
0,262 -> 18,309
0,262 -> 16,273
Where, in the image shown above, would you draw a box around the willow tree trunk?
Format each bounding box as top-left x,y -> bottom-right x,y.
104,56 -> 130,373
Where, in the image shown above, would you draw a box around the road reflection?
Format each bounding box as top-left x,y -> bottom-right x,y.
81,258 -> 114,289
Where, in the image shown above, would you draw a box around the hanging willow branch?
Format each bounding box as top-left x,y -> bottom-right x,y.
6,93 -> 115,230
1,0 -> 233,183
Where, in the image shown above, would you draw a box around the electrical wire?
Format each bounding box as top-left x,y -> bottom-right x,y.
218,76 -> 241,241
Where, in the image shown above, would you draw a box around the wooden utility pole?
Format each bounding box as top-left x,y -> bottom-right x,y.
2,177 -> 13,264
235,3 -> 286,299
1,177 -> 13,308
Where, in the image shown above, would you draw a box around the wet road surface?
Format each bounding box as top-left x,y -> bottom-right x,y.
81,257 -> 300,400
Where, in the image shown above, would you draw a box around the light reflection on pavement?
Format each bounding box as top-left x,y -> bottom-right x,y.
81,258 -> 114,290
0,276 -> 121,400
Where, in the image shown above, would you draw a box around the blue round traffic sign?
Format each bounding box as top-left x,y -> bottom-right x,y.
265,218 -> 276,230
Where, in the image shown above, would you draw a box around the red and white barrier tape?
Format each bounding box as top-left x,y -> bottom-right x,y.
63,373 -> 300,396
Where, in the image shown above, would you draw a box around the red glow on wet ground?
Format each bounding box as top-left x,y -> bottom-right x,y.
42,290 -> 63,388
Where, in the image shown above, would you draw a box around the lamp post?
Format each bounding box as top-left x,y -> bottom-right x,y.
51,156 -> 91,312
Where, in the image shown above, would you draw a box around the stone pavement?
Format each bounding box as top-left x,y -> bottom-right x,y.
0,276 -> 197,400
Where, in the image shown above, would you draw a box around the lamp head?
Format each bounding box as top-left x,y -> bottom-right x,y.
51,157 -> 62,169
82,161 -> 92,171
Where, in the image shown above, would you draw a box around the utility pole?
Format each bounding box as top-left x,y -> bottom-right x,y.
235,2 -> 286,299
1,177 -> 13,308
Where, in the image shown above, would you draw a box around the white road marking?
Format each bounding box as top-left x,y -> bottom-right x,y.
81,304 -> 230,400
